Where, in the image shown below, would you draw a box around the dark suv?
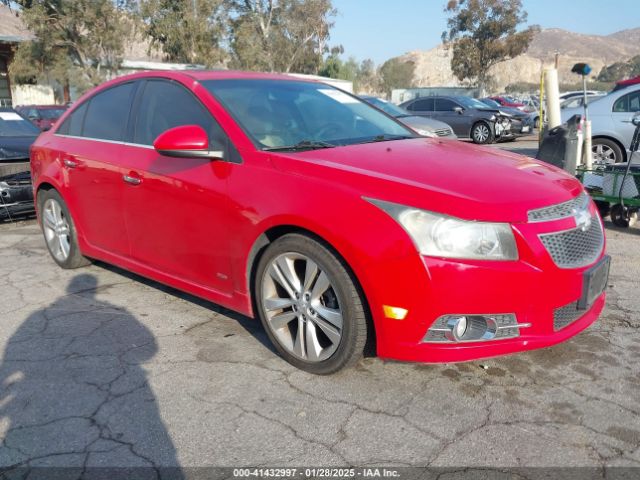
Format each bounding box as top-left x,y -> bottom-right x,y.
399,96 -> 511,144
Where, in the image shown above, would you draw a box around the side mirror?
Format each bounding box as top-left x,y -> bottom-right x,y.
153,125 -> 224,159
632,113 -> 640,126
453,106 -> 464,114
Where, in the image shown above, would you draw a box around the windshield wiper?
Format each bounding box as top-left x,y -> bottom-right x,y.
358,134 -> 415,144
263,140 -> 336,152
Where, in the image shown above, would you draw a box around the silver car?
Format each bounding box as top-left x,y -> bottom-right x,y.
360,96 -> 457,139
562,85 -> 640,164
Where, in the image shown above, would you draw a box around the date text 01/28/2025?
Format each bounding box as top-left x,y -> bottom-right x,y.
232,468 -> 400,478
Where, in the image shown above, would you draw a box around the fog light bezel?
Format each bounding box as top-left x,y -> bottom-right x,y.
422,313 -> 530,344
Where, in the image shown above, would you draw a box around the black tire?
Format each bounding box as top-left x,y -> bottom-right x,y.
471,121 -> 494,144
595,200 -> 610,219
534,117 -> 540,129
610,204 -> 638,228
592,138 -> 625,165
37,189 -> 91,269
254,233 -> 367,374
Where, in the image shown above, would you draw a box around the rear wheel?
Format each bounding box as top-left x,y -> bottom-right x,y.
534,117 -> 540,129
254,234 -> 367,374
471,122 -> 494,144
38,189 -> 91,269
610,204 -> 638,228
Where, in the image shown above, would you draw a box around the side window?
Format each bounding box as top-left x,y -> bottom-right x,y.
408,98 -> 434,112
83,83 -> 135,141
56,101 -> 88,136
613,95 -> 628,112
435,99 -> 459,112
629,91 -> 640,112
133,80 -> 230,153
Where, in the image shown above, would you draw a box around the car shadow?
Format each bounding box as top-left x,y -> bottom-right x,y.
95,261 -> 278,355
0,274 -> 185,478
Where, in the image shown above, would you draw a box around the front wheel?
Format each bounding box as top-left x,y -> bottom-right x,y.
592,139 -> 624,166
471,122 -> 494,144
254,234 -> 367,374
37,189 -> 91,269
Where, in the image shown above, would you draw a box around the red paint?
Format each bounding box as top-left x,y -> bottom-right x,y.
153,125 -> 209,152
30,71 -> 606,364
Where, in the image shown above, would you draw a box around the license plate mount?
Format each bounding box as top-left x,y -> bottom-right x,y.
578,255 -> 610,310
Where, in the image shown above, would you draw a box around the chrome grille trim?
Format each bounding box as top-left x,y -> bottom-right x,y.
538,214 -> 604,269
553,301 -> 585,331
528,192 -> 589,223
434,128 -> 453,137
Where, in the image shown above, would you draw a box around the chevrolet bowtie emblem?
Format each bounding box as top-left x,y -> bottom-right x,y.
574,207 -> 592,232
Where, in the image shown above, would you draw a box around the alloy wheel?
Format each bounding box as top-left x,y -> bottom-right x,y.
592,143 -> 617,166
42,198 -> 71,262
473,124 -> 490,143
261,252 -> 343,362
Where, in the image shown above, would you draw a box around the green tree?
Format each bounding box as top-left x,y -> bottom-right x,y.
227,0 -> 336,74
442,0 -> 538,94
140,0 -> 227,66
379,58 -> 415,96
6,0 -> 134,100
597,55 -> 640,82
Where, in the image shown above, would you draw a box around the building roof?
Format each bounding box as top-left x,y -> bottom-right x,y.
0,5 -> 32,43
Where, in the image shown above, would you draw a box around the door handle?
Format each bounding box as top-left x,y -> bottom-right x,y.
123,174 -> 142,185
63,158 -> 78,168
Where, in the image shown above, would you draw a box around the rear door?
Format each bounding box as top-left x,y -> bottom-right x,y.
54,82 -> 137,257
119,78 -> 237,294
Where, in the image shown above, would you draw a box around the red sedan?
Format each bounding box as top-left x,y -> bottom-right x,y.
16,104 -> 67,131
30,71 -> 609,374
489,96 -> 526,110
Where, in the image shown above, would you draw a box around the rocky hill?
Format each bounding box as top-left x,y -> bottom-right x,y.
399,27 -> 640,92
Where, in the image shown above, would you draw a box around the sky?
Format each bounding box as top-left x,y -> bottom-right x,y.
330,0 -> 640,65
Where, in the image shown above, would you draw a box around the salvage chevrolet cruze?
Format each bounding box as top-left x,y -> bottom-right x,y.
30,71 -> 609,374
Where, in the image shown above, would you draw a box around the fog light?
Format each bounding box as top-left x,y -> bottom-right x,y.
422,314 -> 530,343
447,316 -> 468,341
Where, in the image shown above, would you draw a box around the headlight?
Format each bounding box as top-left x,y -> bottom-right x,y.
415,128 -> 437,138
368,199 -> 518,261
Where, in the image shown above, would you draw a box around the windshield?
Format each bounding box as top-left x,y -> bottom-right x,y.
0,111 -> 40,137
481,98 -> 501,108
363,97 -> 408,117
455,97 -> 491,110
203,80 -> 414,149
39,108 -> 66,120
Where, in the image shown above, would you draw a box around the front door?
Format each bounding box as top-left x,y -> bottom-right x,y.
611,89 -> 640,152
120,79 -> 237,295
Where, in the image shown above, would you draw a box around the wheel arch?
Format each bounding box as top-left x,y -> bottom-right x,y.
245,223 -> 377,356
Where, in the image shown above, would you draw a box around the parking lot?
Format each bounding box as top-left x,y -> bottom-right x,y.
0,139 -> 639,475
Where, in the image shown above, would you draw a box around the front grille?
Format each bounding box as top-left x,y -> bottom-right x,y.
539,214 -> 604,269
434,128 -> 452,137
553,301 -> 585,331
528,193 -> 588,222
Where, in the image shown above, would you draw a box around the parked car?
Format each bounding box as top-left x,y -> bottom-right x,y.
562,85 -> 640,164
32,71 -> 608,373
613,76 -> 640,92
480,98 -> 535,133
400,95 -> 512,144
16,104 -> 67,131
0,108 -> 38,220
360,96 -> 456,139
489,96 -> 526,110
559,90 -> 606,101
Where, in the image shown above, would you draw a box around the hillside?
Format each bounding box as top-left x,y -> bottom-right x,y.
399,27 -> 640,92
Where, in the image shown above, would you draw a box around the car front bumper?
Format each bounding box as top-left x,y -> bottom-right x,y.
372,210 -> 607,363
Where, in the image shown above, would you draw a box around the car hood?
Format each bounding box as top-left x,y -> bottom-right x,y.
0,136 -> 37,161
269,138 -> 583,223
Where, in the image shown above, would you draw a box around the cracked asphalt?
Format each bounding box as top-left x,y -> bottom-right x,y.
0,216 -> 639,477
